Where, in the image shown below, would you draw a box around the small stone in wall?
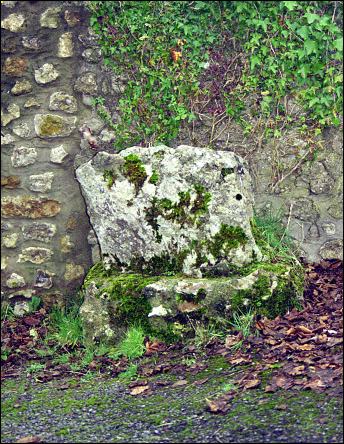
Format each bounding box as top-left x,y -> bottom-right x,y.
1,175 -> 21,189
40,6 -> 62,29
319,239 -> 343,260
1,35 -> 17,53
49,92 -> 77,113
11,79 -> 32,95
327,201 -> 342,220
293,198 -> 320,222
100,128 -> 116,143
34,63 -> 59,84
2,133 -> 16,144
322,222 -> 336,236
1,257 -> 9,271
22,222 -> 56,242
2,56 -> 28,76
34,269 -> 54,289
60,235 -> 74,253
82,47 -> 102,63
29,172 -> 54,193
2,1 -> 18,8
24,98 -> 40,108
12,121 -> 35,138
78,31 -> 99,47
1,103 -> 20,126
13,301 -> 30,316
64,10 -> 80,27
1,13 -> 25,32
57,32 -> 73,58
6,272 -> 26,288
74,72 -> 98,95
2,232 -> 18,248
11,146 -> 37,167
50,144 -> 69,164
1,196 -> 61,219
64,262 -> 84,282
34,114 -> 77,138
18,247 -> 53,264
22,36 -> 41,51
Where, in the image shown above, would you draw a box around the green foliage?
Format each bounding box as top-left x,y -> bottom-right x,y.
28,296 -> 42,313
88,1 -> 224,148
88,1 -> 342,151
122,154 -> 148,194
118,363 -> 139,382
230,308 -> 255,339
111,326 -> 146,360
224,1 -> 342,127
26,362 -> 46,374
251,208 -> 298,263
103,170 -> 117,188
49,305 -> 83,348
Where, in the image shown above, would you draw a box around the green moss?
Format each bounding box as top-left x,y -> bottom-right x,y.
103,170 -> 117,188
122,154 -> 148,194
38,115 -> 64,136
149,169 -> 159,185
221,167 -> 235,178
207,224 -> 248,257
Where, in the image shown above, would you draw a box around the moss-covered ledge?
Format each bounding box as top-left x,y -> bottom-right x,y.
79,259 -> 304,346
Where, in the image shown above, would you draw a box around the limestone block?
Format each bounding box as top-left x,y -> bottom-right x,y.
64,263 -> 85,282
22,222 -> 56,242
2,232 -> 18,248
1,103 -> 20,126
76,146 -> 262,277
12,121 -> 35,138
49,92 -> 77,113
18,247 -> 53,264
2,56 -> 28,76
22,36 -> 41,50
57,32 -> 73,58
11,146 -> 37,167
34,63 -> 59,84
1,196 -> 61,218
34,269 -> 54,289
11,79 -> 32,95
1,13 -> 25,32
29,172 -> 54,193
74,72 -> 98,95
40,6 -> 62,28
50,145 -> 69,163
319,240 -> 343,260
34,114 -> 77,138
6,272 -> 26,288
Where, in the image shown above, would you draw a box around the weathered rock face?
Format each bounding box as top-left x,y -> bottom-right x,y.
76,146 -> 262,277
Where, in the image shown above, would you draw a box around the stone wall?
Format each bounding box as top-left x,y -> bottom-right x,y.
1,1 -> 342,311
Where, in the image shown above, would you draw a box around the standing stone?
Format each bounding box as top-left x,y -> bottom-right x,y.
18,247 -> 53,264
22,222 -> 56,242
58,32 -> 73,58
34,114 -> 77,138
40,7 -> 62,29
49,92 -> 77,113
29,172 -> 54,192
2,56 -> 28,76
1,103 -> 20,126
11,79 -> 32,95
76,146 -> 262,277
34,63 -> 59,84
1,13 -> 25,32
6,273 -> 26,288
1,196 -> 61,218
50,145 -> 69,164
11,146 -> 37,167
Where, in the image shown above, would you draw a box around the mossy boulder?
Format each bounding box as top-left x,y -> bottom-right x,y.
80,261 -> 304,345
76,146 -> 262,277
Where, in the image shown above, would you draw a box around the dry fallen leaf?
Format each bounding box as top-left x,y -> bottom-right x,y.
130,385 -> 150,396
171,379 -> 188,388
206,398 -> 231,414
243,378 -> 261,389
16,437 -> 41,443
